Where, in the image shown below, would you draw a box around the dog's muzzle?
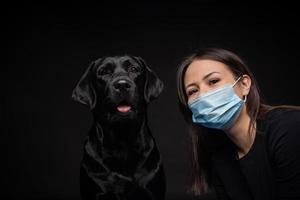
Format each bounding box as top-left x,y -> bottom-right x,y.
113,78 -> 133,93
111,77 -> 135,113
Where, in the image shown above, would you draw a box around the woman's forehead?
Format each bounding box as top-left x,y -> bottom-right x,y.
187,59 -> 229,74
184,59 -> 232,82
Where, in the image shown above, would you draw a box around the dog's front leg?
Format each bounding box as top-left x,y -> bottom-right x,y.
83,169 -> 152,200
104,172 -> 154,200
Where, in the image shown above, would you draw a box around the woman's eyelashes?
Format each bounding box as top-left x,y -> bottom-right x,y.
186,79 -> 221,96
208,78 -> 220,86
187,88 -> 198,96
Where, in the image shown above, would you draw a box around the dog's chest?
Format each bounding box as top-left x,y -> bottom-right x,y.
103,144 -> 143,175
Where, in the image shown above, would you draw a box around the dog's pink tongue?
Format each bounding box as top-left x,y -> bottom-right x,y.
117,105 -> 131,113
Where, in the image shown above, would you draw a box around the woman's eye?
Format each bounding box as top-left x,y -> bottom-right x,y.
209,79 -> 219,85
187,89 -> 198,96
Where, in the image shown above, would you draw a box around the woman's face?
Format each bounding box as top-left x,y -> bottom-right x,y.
184,59 -> 244,103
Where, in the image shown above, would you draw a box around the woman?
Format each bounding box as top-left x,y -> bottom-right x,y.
176,48 -> 300,200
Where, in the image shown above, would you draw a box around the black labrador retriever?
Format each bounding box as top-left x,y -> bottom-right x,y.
72,55 -> 166,200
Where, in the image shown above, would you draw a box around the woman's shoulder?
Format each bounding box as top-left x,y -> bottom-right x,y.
262,107 -> 300,197
261,106 -> 300,157
263,106 -> 300,127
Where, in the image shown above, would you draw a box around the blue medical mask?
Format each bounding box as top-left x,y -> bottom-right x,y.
188,76 -> 246,130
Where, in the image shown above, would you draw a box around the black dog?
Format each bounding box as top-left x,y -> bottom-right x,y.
72,55 -> 166,200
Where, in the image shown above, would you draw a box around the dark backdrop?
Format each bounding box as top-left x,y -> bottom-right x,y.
3,2 -> 300,200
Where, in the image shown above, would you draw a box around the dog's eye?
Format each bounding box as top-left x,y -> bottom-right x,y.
128,66 -> 139,73
98,68 -> 113,76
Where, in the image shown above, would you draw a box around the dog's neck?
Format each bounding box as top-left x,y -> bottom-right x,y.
92,115 -> 150,149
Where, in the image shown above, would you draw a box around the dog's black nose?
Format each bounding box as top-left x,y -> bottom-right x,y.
113,79 -> 132,92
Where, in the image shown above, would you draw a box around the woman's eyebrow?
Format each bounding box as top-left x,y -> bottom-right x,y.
185,83 -> 196,90
185,71 -> 220,89
202,71 -> 220,80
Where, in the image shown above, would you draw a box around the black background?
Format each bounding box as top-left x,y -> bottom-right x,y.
3,2 -> 300,200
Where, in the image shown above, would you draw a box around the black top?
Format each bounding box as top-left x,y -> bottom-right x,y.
212,108 -> 300,200
238,130 -> 276,200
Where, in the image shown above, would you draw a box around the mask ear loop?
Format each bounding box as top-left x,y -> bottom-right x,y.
232,76 -> 242,87
232,75 -> 247,102
243,95 -> 247,102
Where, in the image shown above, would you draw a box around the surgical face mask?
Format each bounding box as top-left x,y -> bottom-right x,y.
188,76 -> 246,130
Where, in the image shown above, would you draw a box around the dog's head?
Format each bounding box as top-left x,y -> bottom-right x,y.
72,55 -> 163,123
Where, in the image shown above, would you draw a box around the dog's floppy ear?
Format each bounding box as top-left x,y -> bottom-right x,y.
71,61 -> 97,109
134,56 -> 164,103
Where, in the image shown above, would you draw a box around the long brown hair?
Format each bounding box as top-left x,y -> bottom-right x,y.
177,48 -> 278,195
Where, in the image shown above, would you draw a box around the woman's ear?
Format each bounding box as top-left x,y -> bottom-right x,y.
71,61 -> 97,110
133,56 -> 164,103
240,74 -> 251,96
